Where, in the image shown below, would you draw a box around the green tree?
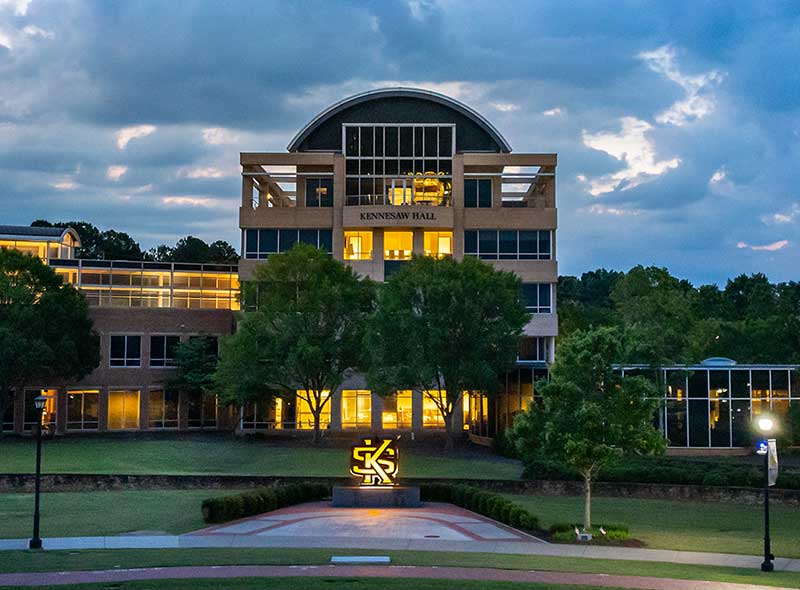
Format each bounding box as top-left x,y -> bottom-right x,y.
169,336 -> 219,400
510,327 -> 665,531
215,243 -> 374,443
31,220 -> 143,260
367,256 -> 528,448
147,236 -> 240,264
208,240 -> 240,264
0,249 -> 100,431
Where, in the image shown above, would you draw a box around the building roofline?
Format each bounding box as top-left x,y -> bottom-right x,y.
287,87 -> 512,153
0,225 -> 81,247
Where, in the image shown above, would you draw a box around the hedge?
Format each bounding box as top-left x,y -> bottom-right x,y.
522,457 -> 800,490
202,482 -> 330,524
421,483 -> 539,531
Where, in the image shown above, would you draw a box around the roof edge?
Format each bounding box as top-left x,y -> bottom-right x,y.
287,87 -> 512,153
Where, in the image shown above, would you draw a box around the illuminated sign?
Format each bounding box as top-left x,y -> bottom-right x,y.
350,437 -> 399,487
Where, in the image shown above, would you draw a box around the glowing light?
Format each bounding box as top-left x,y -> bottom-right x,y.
350,437 -> 398,487
757,417 -> 774,433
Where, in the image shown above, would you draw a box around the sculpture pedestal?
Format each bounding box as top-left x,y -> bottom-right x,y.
332,485 -> 421,508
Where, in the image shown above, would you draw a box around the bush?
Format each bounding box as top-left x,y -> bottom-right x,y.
549,522 -> 630,542
202,482 -> 330,524
420,483 -> 539,532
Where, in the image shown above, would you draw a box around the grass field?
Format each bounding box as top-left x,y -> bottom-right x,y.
0,548 -> 796,588
0,435 -> 522,479
507,493 -> 800,559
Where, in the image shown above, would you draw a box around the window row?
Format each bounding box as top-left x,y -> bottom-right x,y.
109,335 -> 216,368
345,174 -> 452,206
243,228 -> 333,259
342,230 -> 453,261
344,125 -> 454,159
464,230 -> 552,260
621,368 -> 800,400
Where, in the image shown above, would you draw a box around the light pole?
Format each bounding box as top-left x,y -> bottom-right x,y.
29,394 -> 47,550
757,416 -> 775,573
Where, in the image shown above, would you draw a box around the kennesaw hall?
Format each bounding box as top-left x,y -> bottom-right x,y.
2,88 -> 797,449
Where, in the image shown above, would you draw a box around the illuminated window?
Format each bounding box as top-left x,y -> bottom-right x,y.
110,335 -> 141,367
423,231 -> 452,258
108,389 -> 140,430
148,389 -> 179,429
464,179 -> 492,208
296,390 -> 331,430
343,231 -> 373,260
341,390 -> 372,429
384,231 -> 413,261
305,178 -> 333,207
23,389 -> 57,432
422,391 -> 446,428
66,390 -> 99,430
150,335 -> 180,367
382,390 -> 412,429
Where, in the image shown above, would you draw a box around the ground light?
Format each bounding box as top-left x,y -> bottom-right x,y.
29,394 -> 47,550
756,415 -> 776,572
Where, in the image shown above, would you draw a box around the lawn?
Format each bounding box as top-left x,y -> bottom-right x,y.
0,548 -> 797,589
0,435 -> 522,480
507,493 -> 800,559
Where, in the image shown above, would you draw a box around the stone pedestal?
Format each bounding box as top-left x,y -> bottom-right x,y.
332,485 -> 421,508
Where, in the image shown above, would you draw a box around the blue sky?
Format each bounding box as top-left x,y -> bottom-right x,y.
0,0 -> 798,284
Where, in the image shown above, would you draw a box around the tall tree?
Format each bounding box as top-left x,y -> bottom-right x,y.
367,255 -> 528,448
169,336 -> 219,399
215,243 -> 374,443
146,236 -> 240,264
509,327 -> 665,531
0,249 -> 100,431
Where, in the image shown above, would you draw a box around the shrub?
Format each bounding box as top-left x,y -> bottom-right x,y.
548,522 -> 573,535
420,483 -> 539,532
202,482 -> 330,524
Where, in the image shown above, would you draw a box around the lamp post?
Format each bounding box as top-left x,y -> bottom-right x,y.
757,416 -> 774,573
29,394 -> 47,550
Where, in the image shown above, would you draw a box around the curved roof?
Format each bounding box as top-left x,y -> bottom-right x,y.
287,87 -> 512,153
0,225 -> 81,246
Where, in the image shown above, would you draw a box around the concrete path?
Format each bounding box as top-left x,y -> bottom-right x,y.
0,564 -> 795,590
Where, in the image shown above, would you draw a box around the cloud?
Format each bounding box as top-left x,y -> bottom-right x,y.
639,45 -> 724,127
161,196 -> 227,208
581,204 -> 641,216
0,0 -> 31,16
116,125 -> 156,149
23,25 -> 53,39
51,180 -> 77,190
106,165 -> 128,181
201,127 -> 239,145
0,29 -> 11,50
490,102 -> 519,112
542,107 -> 563,116
183,166 -> 226,179
580,117 -> 681,195
737,240 -> 789,252
761,203 -> 800,225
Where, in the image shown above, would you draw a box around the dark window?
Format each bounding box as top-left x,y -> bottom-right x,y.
319,229 -> 333,254
245,230 -> 258,258
385,127 -> 398,157
305,178 -> 333,207
522,284 -> 552,313
279,229 -> 298,252
499,231 -> 517,259
478,230 -> 497,259
110,335 -> 141,367
464,179 -> 492,208
299,229 -> 318,247
519,231 -> 538,258
464,231 -> 477,255
439,126 -> 452,157
258,229 -> 278,258
150,335 -> 180,367
464,179 -> 478,208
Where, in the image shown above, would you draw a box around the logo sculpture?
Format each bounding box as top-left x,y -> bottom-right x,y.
350,437 -> 399,487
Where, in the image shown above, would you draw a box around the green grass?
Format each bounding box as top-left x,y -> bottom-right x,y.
0,436 -> 522,479
0,579 -> 627,590
507,493 -> 800,559
0,548 -> 797,588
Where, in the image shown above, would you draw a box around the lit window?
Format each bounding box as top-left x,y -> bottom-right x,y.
110,335 -> 141,367
422,390 -> 446,428
423,231 -> 452,258
343,231 -> 373,260
384,231 -> 413,261
382,390 -> 413,429
296,390 -> 331,430
341,390 -> 372,429
108,389 -> 140,430
23,389 -> 57,432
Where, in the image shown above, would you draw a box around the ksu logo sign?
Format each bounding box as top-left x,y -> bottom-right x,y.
350,437 -> 399,486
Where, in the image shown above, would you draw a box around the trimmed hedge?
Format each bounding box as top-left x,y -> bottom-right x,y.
421,483 -> 539,531
522,457 -> 800,490
202,482 -> 330,524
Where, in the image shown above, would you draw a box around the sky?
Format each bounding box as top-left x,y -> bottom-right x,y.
0,0 -> 798,285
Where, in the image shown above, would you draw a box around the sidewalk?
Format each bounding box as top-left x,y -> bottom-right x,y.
1,534 -> 798,573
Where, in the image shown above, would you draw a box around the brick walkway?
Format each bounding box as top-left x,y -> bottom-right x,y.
0,564 -> 794,589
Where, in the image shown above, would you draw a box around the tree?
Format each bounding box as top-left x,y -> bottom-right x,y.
509,327 -> 665,531
215,243 -> 374,443
208,240 -> 240,264
367,255 -> 528,448
146,236 -> 240,264
31,220 -> 144,260
169,336 -> 219,399
0,249 -> 100,432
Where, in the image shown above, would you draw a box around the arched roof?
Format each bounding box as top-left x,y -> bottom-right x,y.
287,87 -> 512,153
0,225 -> 81,246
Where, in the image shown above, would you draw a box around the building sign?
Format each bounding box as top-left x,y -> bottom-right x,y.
350,437 -> 398,487
343,206 -> 453,228
359,211 -> 437,222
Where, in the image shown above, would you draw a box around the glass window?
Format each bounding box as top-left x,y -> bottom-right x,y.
688,398 -> 709,447
110,335 -> 141,367
279,229 -> 298,252
150,335 -> 180,367
666,398 -> 687,446
258,229 -> 278,258
299,228 -> 319,247
731,398 -> 751,446
382,390 -> 412,429
23,389 -> 57,432
522,284 -> 552,313
709,381 -> 730,447
2,396 -> 13,432
478,230 -> 497,259
296,390 -> 330,430
751,370 -> 770,417
423,391 -> 446,428
499,231 -> 517,259
384,231 -> 413,261
319,229 -> 333,254
148,389 -> 179,429
66,390 -> 99,430
423,231 -> 452,258
245,229 -> 258,258
108,389 -> 140,430
465,179 -> 492,208
343,231 -> 373,261
772,370 -> 789,399
241,398 -> 283,430
519,337 -> 548,361
305,178 -> 333,207
731,370 -> 750,398
187,393 -> 217,428
464,230 -> 478,256
341,389 -> 372,429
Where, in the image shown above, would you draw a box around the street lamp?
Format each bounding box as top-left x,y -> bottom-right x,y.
29,394 -> 47,550
756,416 -> 775,572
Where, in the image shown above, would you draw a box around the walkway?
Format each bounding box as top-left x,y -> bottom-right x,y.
0,564 -> 795,590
